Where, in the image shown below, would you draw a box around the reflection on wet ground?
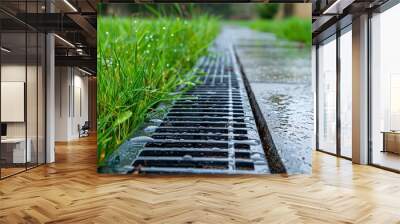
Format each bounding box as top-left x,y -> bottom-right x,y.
232,26 -> 313,174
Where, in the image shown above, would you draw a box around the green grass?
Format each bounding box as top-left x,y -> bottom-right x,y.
97,16 -> 220,165
227,17 -> 311,46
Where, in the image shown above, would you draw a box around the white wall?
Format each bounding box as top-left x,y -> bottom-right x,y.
55,67 -> 89,141
55,66 -> 69,141
72,72 -> 89,138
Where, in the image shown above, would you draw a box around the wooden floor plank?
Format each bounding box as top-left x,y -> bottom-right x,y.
1,135 -> 400,223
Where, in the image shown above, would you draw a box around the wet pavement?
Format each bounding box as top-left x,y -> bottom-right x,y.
231,26 -> 313,174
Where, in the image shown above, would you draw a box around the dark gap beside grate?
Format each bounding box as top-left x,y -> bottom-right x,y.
169,109 -> 244,113
174,101 -> 237,104
139,150 -> 228,158
176,98 -> 242,101
193,97 -> 242,100
154,127 -> 249,135
184,93 -> 235,96
234,143 -> 250,149
159,122 -> 247,128
165,117 -> 245,123
151,134 -> 229,141
188,99 -> 242,103
235,161 -> 254,170
167,112 -> 244,117
134,159 -> 229,169
145,141 -> 228,149
155,127 -> 229,134
172,105 -> 243,110
174,102 -> 242,106
235,151 -> 251,159
233,129 -> 248,134
186,92 -> 237,95
234,135 -> 249,140
151,134 -> 247,141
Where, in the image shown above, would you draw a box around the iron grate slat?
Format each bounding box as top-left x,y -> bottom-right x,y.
130,46 -> 269,174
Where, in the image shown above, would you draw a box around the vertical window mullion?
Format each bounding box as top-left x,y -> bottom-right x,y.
36,0 -> 39,167
336,28 -> 341,157
367,11 -> 373,165
0,21 -> 2,179
25,0 -> 28,171
316,44 -> 320,150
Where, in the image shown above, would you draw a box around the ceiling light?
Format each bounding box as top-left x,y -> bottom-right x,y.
1,47 -> 11,53
63,0 -> 78,12
54,34 -> 75,48
78,67 -> 93,76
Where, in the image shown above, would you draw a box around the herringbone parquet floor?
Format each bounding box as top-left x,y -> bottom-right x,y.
1,135 -> 400,224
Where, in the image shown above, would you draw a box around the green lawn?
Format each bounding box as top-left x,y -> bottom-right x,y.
226,17 -> 311,46
97,16 -> 220,165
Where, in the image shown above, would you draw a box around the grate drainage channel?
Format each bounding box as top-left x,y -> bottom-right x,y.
131,47 -> 269,174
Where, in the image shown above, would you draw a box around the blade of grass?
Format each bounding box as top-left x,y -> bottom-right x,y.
97,16 -> 220,165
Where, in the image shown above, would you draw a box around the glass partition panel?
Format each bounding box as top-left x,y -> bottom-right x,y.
318,36 -> 337,154
371,4 -> 400,171
1,30 -> 27,177
27,30 -> 38,169
38,32 -> 45,165
340,28 -> 352,158
0,1 -> 46,179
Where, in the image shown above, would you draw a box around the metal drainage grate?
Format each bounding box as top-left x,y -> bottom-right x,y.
132,48 -> 269,174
